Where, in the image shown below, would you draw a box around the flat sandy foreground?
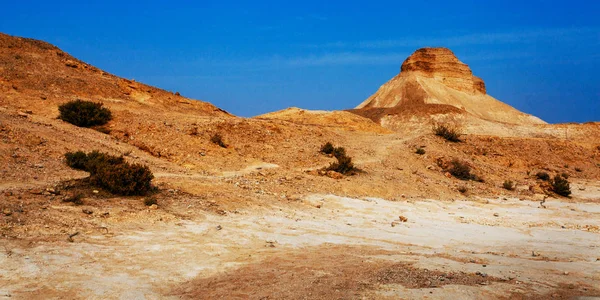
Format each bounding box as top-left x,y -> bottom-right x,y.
1,183 -> 599,299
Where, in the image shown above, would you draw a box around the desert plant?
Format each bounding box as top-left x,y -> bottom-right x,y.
561,172 -> 570,179
457,186 -> 468,194
64,151 -> 154,196
433,123 -> 461,142
326,154 -> 355,175
448,159 -> 474,180
210,133 -> 227,148
536,171 -> 550,181
415,147 -> 426,155
144,197 -> 158,206
332,147 -> 347,159
574,167 -> 582,172
58,99 -> 112,127
320,142 -> 334,155
503,180 -> 515,191
551,175 -> 571,197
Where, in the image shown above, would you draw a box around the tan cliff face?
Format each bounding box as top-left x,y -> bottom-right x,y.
400,48 -> 486,95
355,47 -> 545,126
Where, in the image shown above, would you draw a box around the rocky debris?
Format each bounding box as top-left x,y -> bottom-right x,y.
82,209 -> 93,215
326,170 -> 344,179
3,208 -> 12,216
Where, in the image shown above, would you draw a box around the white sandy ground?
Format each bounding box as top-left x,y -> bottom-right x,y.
1,192 -> 599,299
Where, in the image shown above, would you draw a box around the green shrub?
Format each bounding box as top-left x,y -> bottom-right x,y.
64,151 -> 153,196
536,171 -> 550,181
211,133 -> 227,148
448,159 -> 474,180
551,175 -> 571,197
320,142 -> 334,155
503,180 -> 515,191
415,147 -> 426,155
58,99 -> 112,127
433,124 -> 461,142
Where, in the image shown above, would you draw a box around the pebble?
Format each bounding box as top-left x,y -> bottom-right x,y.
82,209 -> 93,215
563,271 -> 569,275
149,204 -> 158,210
493,213 -> 499,217
92,190 -> 99,194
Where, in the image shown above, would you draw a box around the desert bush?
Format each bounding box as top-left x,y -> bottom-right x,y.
58,99 -> 112,127
64,151 -> 153,196
457,186 -> 468,194
551,175 -> 571,197
211,133 -> 227,148
575,167 -> 582,172
433,123 -> 461,142
415,147 -> 426,155
320,142 -> 334,155
536,171 -> 550,181
502,180 -> 515,191
561,172 -> 570,179
448,159 -> 475,180
332,147 -> 347,159
326,154 -> 355,175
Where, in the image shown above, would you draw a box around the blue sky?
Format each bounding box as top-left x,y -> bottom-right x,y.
1,1 -> 599,123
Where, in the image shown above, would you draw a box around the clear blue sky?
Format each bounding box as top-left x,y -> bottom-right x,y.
2,1 -> 598,123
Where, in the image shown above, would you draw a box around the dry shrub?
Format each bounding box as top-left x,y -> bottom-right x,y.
448,159 -> 475,180
320,142 -> 334,155
64,151 -> 154,196
551,175 -> 571,197
536,171 -> 550,181
415,147 -> 426,155
502,180 -> 515,191
59,99 -> 112,127
211,133 -> 227,148
433,123 -> 461,142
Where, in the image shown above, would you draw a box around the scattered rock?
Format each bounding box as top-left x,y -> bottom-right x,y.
216,225 -> 222,230
149,204 -> 158,210
3,208 -> 12,216
532,251 -> 541,257
563,271 -> 569,275
493,213 -> 499,217
399,215 -> 408,222
326,170 -> 344,179
92,190 -> 99,194
82,209 -> 93,215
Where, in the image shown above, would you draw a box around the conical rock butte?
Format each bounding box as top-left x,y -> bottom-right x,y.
356,47 -> 545,125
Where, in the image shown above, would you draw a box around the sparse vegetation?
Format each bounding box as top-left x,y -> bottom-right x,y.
536,171 -> 550,181
448,159 -> 475,180
502,180 -> 515,191
415,147 -> 426,155
457,186 -> 468,194
320,142 -> 334,155
144,197 -> 158,206
58,99 -> 112,127
64,151 -> 154,196
551,175 -> 571,197
320,145 -> 358,175
211,133 -> 227,148
433,123 -> 461,142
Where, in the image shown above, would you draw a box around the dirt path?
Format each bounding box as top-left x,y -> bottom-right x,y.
1,194 -> 599,299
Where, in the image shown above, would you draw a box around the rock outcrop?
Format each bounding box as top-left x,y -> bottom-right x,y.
400,48 -> 485,95
355,47 -> 545,126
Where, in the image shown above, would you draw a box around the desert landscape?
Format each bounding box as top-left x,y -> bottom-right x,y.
1,31 -> 599,300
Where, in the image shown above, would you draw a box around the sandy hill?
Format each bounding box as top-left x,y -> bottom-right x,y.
255,107 -> 392,133
351,48 -> 545,130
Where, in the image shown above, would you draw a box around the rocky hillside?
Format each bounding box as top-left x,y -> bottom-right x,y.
353,48 -> 545,127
